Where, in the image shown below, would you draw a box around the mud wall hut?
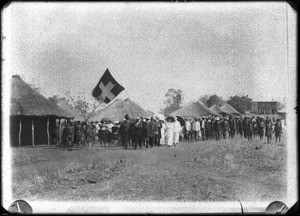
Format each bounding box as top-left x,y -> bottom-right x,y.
10,75 -> 74,146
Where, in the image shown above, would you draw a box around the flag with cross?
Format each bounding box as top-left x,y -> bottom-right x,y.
92,69 -> 125,104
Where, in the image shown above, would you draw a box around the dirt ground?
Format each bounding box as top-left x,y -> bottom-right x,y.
11,134 -> 287,202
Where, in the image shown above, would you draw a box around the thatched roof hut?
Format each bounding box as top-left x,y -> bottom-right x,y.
209,104 -> 229,116
10,75 -> 73,118
221,103 -> 241,115
170,101 -> 221,119
89,98 -> 149,121
10,75 -> 73,146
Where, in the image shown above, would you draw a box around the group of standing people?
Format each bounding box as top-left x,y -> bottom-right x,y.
118,115 -> 182,149
53,114 -> 284,150
180,115 -> 283,144
53,119 -> 120,148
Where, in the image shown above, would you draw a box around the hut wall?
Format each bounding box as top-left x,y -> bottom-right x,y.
10,117 -> 20,146
49,118 -> 56,144
10,116 -> 57,146
34,118 -> 48,145
20,118 -> 33,146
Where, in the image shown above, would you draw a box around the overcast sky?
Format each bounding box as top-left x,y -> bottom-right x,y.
4,2 -> 293,112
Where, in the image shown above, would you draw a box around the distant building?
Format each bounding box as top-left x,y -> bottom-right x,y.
251,101 -> 278,115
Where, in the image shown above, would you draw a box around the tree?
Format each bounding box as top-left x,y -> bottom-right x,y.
226,95 -> 253,114
277,98 -> 287,110
161,88 -> 183,116
199,94 -> 209,107
206,94 -> 225,107
65,91 -> 104,122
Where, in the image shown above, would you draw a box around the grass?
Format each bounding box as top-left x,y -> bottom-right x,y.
11,133 -> 287,202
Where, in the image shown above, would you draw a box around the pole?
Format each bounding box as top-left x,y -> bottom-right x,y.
58,119 -> 61,145
47,118 -> 50,145
125,90 -> 135,119
18,118 -> 22,146
32,119 -> 35,146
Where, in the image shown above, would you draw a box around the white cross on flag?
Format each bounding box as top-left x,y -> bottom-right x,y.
92,69 -> 125,104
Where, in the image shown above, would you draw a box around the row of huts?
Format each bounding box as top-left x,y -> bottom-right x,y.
9,75 -> 156,146
9,75 -> 263,146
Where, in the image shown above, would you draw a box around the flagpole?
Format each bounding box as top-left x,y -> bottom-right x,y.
110,70 -> 135,119
125,90 -> 135,119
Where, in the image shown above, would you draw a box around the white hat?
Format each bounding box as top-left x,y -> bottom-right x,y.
216,117 -> 220,121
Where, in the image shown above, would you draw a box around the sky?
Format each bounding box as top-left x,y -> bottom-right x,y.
4,2 -> 293,113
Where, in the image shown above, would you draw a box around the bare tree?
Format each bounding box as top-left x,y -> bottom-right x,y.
65,91 -> 104,121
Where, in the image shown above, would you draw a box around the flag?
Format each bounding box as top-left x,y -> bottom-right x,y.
92,69 -> 125,103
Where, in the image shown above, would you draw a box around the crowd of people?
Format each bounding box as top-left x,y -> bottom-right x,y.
179,115 -> 284,144
52,114 -> 284,150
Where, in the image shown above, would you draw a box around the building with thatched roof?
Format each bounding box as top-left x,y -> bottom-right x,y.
221,103 -> 241,115
10,75 -> 73,146
89,98 -> 149,122
209,104 -> 229,116
170,101 -> 220,119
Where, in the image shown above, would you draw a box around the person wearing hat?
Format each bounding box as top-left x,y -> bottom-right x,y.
67,121 -> 75,149
193,118 -> 201,141
265,116 -> 270,137
201,117 -> 206,140
185,119 -> 192,141
257,116 -> 264,140
132,115 -> 143,149
119,115 -> 131,149
242,116 -> 248,139
229,115 -> 236,139
149,117 -> 158,147
74,121 -> 82,147
173,116 -> 181,146
274,118 -> 282,143
206,118 -> 211,140
237,116 -> 243,138
266,120 -> 273,144
141,118 -> 149,148
159,119 -> 166,145
165,116 -> 174,147
214,117 -> 221,141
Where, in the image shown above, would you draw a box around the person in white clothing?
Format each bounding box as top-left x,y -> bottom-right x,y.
185,119 -> 192,141
173,116 -> 181,146
160,120 -> 166,145
165,117 -> 174,147
193,118 -> 201,140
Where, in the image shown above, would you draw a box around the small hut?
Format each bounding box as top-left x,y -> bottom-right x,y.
10,75 -> 73,146
209,104 -> 229,116
170,101 -> 221,119
89,98 -> 149,122
221,103 -> 241,115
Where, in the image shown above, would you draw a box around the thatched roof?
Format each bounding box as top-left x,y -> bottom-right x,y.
10,75 -> 73,118
89,98 -> 149,121
209,104 -> 229,115
146,109 -> 155,117
170,101 -> 220,118
57,98 -> 85,121
221,103 -> 241,115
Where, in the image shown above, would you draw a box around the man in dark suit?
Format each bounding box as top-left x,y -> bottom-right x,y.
149,117 -> 158,147
119,115 -> 131,149
132,116 -> 143,149
242,116 -> 248,139
229,115 -> 236,138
